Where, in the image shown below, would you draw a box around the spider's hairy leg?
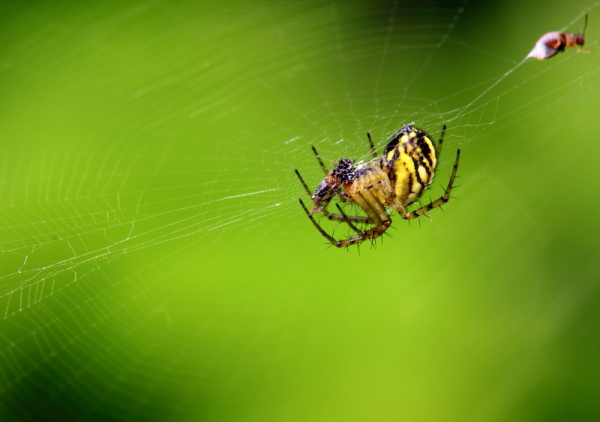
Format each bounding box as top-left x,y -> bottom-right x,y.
351,190 -> 381,226
326,212 -> 371,224
328,190 -> 391,248
311,146 -> 329,175
311,162 -> 393,246
334,216 -> 391,247
396,149 -> 460,220
335,189 -> 356,204
299,198 -> 368,248
435,124 -> 446,159
299,193 -> 390,248
295,169 -> 313,197
335,204 -> 365,236
360,188 -> 390,225
367,133 -> 377,158
298,198 -> 339,245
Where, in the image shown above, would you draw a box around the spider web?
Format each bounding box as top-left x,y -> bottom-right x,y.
2,0 -> 600,420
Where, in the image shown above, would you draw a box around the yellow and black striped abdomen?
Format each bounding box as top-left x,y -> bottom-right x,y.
383,125 -> 437,207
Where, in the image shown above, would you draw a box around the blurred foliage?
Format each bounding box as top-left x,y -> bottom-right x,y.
0,0 -> 599,421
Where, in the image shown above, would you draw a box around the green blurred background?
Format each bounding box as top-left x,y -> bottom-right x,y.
1,0 -> 600,421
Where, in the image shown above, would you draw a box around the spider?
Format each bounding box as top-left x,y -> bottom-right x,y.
295,124 -> 460,248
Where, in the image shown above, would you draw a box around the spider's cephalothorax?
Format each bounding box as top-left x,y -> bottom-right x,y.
295,124 -> 460,248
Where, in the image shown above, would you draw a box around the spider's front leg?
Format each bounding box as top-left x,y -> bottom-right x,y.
298,198 -> 390,248
327,190 -> 392,247
298,198 -> 341,245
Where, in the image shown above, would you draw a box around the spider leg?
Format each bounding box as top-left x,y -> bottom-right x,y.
294,169 -> 312,197
326,212 -> 371,224
335,204 -> 365,236
360,188 -> 390,225
311,146 -> 329,175
348,190 -> 381,226
395,149 -> 460,220
435,124 -> 446,160
298,198 -> 339,245
299,198 -> 366,247
325,190 -> 391,247
335,190 -> 355,204
367,133 -> 377,158
319,166 -> 393,246
333,216 -> 391,247
299,193 -> 391,248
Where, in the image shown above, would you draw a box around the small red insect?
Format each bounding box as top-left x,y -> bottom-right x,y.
527,14 -> 590,60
